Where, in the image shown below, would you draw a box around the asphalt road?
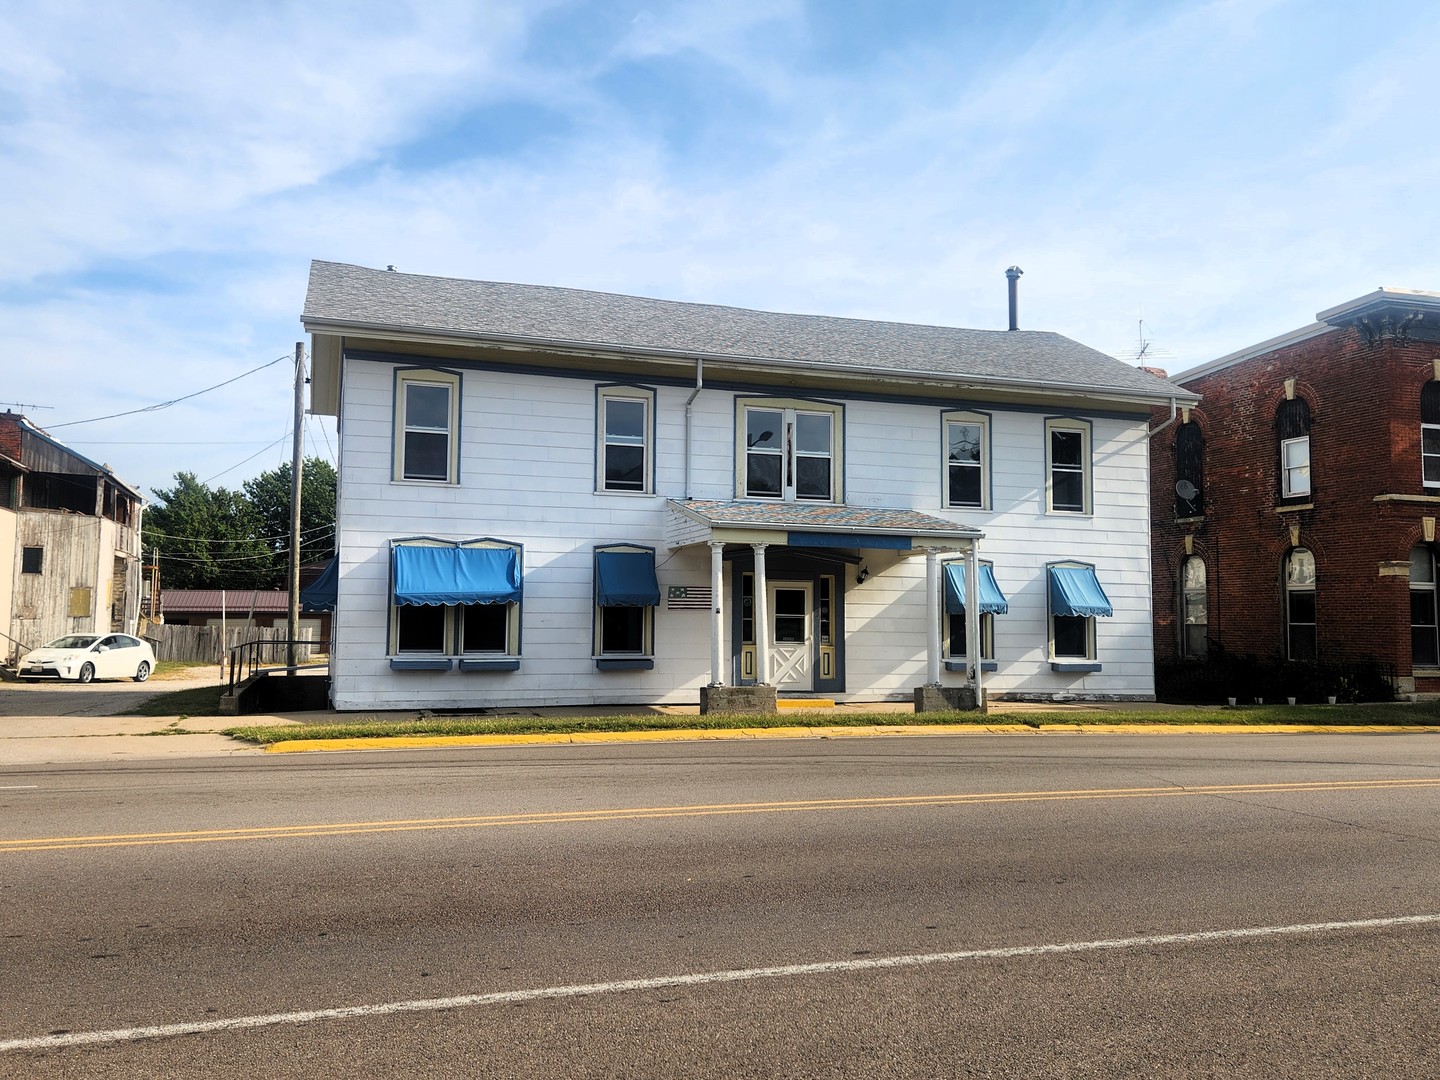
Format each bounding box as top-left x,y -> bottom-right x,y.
3,733 -> 1439,1077
0,670 -> 222,718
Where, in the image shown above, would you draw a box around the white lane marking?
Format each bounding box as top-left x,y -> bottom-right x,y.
4,913 -> 1438,1053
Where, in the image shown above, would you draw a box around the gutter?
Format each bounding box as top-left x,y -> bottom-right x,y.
302,318 -> 1199,409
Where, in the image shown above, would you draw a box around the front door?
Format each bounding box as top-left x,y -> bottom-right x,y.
767,582 -> 814,691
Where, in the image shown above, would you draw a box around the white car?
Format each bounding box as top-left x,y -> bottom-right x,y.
18,634 -> 156,683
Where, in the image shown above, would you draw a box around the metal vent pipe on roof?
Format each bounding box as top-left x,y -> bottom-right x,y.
1006,266 -> 1023,331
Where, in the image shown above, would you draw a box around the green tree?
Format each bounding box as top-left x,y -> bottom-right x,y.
242,457 -> 337,572
143,459 -> 337,590
145,472 -> 272,589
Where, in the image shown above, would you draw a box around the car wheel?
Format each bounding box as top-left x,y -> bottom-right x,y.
78,662 -> 96,684
134,661 -> 151,683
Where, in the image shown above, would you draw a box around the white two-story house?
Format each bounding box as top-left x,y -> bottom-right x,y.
302,261 -> 1194,712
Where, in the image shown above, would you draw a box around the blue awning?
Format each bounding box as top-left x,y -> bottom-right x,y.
943,562 -> 1009,615
1048,564 -> 1114,617
595,548 -> 660,607
392,545 -> 521,606
300,557 -> 338,613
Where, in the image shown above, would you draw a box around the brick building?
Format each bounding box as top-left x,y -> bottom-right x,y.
1150,287 -> 1440,696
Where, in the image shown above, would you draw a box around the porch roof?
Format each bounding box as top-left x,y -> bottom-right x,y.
667,499 -> 981,550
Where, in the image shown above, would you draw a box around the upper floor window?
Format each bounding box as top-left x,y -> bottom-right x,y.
1421,383 -> 1440,489
394,368 -> 461,484
1284,547 -> 1316,661
21,546 -> 42,574
736,399 -> 842,503
1045,418 -> 1091,514
1412,546 -> 1439,668
1174,421 -> 1204,517
943,412 -> 990,510
596,386 -> 654,494
1180,555 -> 1207,659
1276,397 -> 1311,500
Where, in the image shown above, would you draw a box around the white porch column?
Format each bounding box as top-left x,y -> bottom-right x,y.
925,548 -> 941,685
966,543 -> 983,699
753,542 -> 770,685
709,541 -> 725,686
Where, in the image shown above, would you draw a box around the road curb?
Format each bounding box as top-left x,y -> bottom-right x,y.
260,723 -> 1440,754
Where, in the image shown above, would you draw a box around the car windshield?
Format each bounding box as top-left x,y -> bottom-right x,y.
45,635 -> 100,650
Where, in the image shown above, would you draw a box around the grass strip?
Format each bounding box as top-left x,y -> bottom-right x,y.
222,701 -> 1440,746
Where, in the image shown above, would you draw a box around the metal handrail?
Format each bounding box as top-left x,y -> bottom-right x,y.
226,638 -> 327,693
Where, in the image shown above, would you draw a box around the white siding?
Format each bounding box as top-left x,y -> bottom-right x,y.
331,356 -> 1155,709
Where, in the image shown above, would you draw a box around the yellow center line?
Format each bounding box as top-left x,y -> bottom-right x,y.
4,777 -> 1438,853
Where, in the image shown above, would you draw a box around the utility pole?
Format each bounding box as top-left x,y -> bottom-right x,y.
286,341 -> 305,672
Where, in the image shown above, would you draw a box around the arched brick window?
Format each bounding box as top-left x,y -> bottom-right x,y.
1411,546 -> 1439,667
1174,421 -> 1204,517
1420,383 -> 1440,489
1276,398 -> 1311,500
1180,555 -> 1207,658
1284,548 -> 1316,661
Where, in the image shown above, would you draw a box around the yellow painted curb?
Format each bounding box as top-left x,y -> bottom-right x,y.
259,723 -> 1440,754
778,699 -> 836,709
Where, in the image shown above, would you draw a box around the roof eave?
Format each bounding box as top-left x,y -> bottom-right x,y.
302,317 -> 1196,408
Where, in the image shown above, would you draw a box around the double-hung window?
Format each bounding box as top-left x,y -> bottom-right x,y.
1411,546 -> 1439,668
1276,397 -> 1311,501
1180,555 -> 1208,659
943,559 -> 1006,665
1283,548 -> 1316,661
1421,383 -> 1440,489
943,412 -> 990,509
1046,562 -> 1112,668
394,369 -> 461,483
596,386 -> 654,494
390,538 -> 523,669
1045,419 -> 1091,514
594,544 -> 661,669
737,399 -> 842,502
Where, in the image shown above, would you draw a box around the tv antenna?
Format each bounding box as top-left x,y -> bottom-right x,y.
0,401 -> 53,411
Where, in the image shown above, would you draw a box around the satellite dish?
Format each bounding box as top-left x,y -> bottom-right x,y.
1175,480 -> 1198,500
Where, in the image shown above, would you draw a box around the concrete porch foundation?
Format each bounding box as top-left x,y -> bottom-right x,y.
700,684 -> 778,715
914,684 -> 981,713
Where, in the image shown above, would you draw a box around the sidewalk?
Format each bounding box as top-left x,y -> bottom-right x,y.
5,697 -> 1432,766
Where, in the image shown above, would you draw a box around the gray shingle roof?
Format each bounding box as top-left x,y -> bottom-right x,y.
303,260 -> 1194,403
672,500 -> 980,537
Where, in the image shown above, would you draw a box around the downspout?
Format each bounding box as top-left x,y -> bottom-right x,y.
683,357 -> 704,500
1148,397 -> 1179,437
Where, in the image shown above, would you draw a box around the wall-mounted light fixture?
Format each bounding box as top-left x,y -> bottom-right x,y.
856,564 -> 869,584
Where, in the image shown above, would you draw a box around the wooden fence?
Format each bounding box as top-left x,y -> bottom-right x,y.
144,624 -> 319,665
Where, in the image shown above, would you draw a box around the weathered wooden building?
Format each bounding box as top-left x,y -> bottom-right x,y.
0,412 -> 145,662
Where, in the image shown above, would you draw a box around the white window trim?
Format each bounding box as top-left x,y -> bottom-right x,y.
942,557 -> 995,662
1048,561 -> 1098,663
1044,418 -> 1091,515
1281,435 -> 1311,498
388,537 -> 521,657
1422,423 -> 1440,489
734,397 -> 844,503
942,411 -> 990,510
596,386 -> 656,495
393,368 -> 461,484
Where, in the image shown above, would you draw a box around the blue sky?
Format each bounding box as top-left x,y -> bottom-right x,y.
3,0 -> 1437,497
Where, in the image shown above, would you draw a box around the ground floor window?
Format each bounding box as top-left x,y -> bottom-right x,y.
593,545 -> 660,662
1046,562 -> 1112,666
1284,548 -> 1316,662
1181,555 -> 1207,659
389,538 -> 523,656
1412,545 -> 1439,668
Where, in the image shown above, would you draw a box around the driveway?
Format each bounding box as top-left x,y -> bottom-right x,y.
0,671 -> 223,719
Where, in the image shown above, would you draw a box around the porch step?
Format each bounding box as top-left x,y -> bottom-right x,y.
777,698 -> 836,709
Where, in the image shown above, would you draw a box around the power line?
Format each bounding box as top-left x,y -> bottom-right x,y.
142,522 -> 336,545
154,528 -> 336,564
48,354 -> 291,430
203,431 -> 293,485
